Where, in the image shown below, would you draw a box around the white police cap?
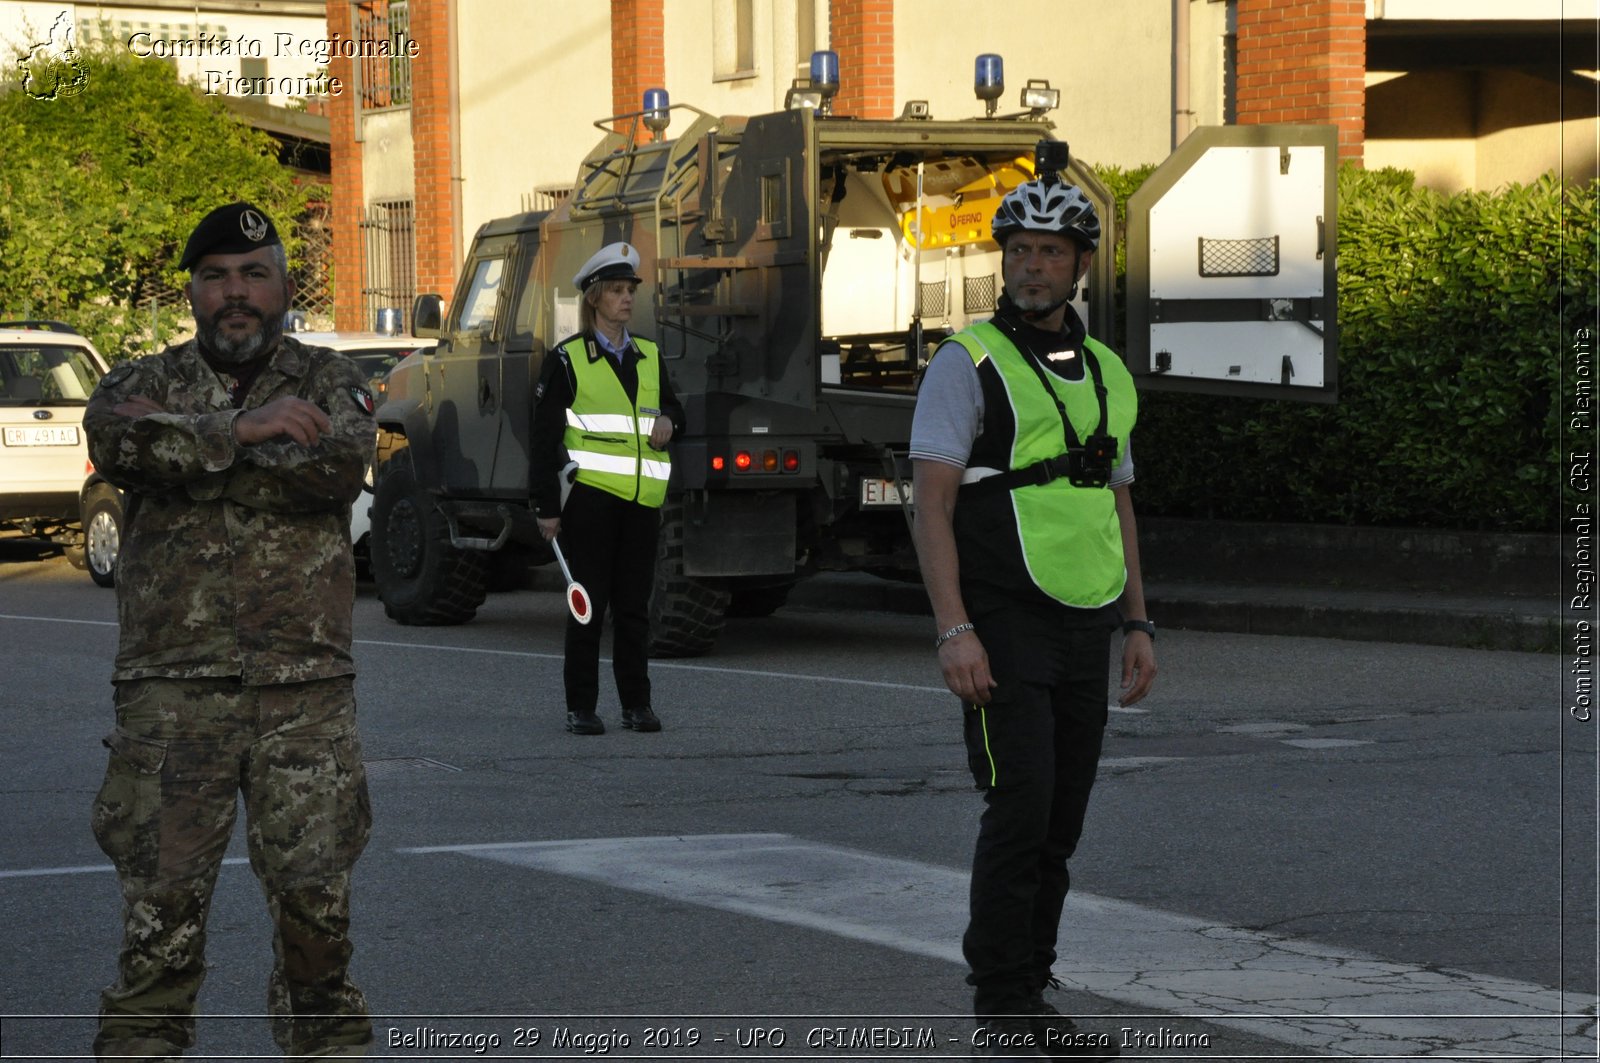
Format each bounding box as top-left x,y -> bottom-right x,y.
574,242 -> 643,291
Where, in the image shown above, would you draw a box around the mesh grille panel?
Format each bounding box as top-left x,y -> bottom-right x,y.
1199,235 -> 1280,277
964,274 -> 997,313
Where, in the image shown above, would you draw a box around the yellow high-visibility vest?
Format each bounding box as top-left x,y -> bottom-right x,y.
561,335 -> 671,508
951,320 -> 1137,608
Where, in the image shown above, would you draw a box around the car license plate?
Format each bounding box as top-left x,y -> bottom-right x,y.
860,477 -> 911,507
4,425 -> 80,447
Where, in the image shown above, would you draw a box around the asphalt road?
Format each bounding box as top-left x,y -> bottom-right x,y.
0,542 -> 1594,1061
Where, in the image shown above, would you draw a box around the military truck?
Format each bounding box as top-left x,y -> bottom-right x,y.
369,73 -> 1337,656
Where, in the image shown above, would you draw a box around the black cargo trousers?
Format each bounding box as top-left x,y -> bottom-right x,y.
559,481 -> 661,715
959,601 -> 1114,1019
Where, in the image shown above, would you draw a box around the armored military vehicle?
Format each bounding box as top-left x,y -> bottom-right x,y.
369,65 -> 1337,656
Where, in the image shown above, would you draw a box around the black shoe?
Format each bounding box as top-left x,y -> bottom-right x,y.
566,710 -> 605,735
621,706 -> 661,732
973,1017 -> 1047,1059
1023,997 -> 1119,1062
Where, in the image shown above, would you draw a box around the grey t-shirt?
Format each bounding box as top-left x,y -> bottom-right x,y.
910,339 -> 1135,486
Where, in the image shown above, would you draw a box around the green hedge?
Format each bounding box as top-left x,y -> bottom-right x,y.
1100,164 -> 1594,532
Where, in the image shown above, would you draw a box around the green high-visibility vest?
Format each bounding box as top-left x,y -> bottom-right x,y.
952,320 -> 1137,608
561,335 -> 671,508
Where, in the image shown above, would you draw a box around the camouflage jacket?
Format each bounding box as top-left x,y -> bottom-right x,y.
85,336 -> 375,685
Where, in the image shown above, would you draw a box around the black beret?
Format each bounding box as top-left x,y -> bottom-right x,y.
179,202 -> 282,271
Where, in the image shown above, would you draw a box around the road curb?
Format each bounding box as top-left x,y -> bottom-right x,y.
783,573 -> 1557,654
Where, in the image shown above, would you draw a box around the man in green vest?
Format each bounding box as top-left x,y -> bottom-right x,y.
911,170 -> 1157,1059
531,242 -> 683,735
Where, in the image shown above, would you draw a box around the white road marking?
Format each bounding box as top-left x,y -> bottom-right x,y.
1282,738 -> 1375,749
0,614 -> 951,695
403,833 -> 1595,1058
356,638 -> 949,693
0,857 -> 249,880
0,613 -> 116,627
1097,756 -> 1186,770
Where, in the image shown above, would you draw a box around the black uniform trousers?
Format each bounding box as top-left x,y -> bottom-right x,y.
960,602 -> 1113,1018
559,481 -> 660,715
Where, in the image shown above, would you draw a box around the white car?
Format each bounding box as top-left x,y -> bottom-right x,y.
0,321 -> 110,559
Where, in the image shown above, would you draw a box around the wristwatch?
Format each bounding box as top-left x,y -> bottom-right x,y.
1122,619 -> 1156,641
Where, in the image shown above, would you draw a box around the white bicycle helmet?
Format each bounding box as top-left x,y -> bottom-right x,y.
991,179 -> 1101,252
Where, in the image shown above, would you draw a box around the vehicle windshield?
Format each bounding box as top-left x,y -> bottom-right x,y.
0,344 -> 103,405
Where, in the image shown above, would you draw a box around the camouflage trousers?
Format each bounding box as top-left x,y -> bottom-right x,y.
91,676 -> 373,1061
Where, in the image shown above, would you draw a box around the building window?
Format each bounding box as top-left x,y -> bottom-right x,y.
353,0 -> 414,110
240,57 -> 268,82
713,0 -> 756,81
796,0 -> 816,66
360,199 -> 417,331
1222,1 -> 1238,124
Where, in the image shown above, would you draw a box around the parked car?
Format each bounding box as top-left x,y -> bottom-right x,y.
78,331 -> 434,587
289,330 -> 437,403
0,321 -> 110,565
78,471 -> 122,587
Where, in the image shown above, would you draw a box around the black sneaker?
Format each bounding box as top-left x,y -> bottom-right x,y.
566,710 -> 605,735
1022,998 -> 1119,1062
621,706 -> 661,732
973,1017 -> 1047,1059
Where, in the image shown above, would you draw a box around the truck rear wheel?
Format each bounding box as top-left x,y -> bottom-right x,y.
726,582 -> 795,618
648,503 -> 730,658
370,457 -> 488,625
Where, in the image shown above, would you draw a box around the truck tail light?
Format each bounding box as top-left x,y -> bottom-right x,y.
718,448 -> 801,474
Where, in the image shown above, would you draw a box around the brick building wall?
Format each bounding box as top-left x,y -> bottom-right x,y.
830,0 -> 894,120
326,0 -> 363,330
410,0 -> 457,299
1235,0 -> 1366,164
612,0 -> 666,139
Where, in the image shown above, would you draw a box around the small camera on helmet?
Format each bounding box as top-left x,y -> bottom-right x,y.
1035,139 -> 1070,184
1065,433 -> 1117,487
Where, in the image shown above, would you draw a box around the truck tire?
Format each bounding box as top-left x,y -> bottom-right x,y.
370,458 -> 488,625
648,503 -> 730,658
726,582 -> 795,618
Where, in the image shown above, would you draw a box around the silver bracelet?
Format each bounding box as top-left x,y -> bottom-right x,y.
934,622 -> 975,649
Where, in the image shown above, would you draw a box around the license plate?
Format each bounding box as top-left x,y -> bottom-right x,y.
4,425 -> 80,447
860,477 -> 912,507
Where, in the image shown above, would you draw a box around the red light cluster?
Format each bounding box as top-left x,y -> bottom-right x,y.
713,449 -> 801,475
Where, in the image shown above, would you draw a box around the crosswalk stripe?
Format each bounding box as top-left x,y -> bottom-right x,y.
403,833 -> 1595,1058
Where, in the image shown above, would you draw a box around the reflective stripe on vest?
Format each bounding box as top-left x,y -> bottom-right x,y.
561,335 -> 671,507
952,320 -> 1138,608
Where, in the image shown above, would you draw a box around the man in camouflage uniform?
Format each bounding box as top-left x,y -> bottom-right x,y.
85,202 -> 376,1061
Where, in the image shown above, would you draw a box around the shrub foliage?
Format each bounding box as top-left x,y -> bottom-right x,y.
0,46 -> 308,361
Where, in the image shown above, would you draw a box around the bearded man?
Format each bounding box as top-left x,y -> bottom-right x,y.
84,202 -> 377,1061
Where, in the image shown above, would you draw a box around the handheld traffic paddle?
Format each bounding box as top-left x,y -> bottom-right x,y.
549,537 -> 592,624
